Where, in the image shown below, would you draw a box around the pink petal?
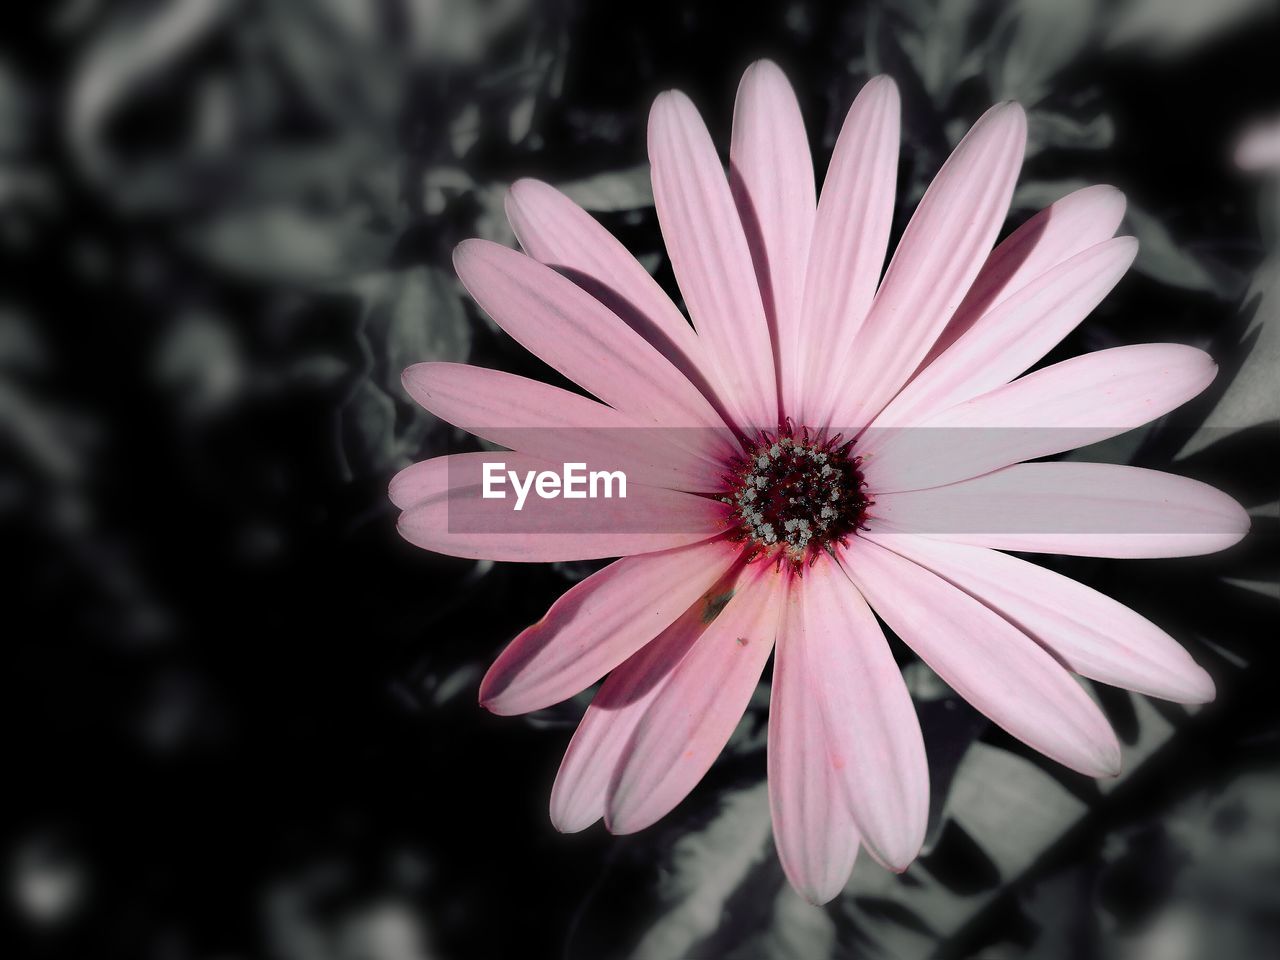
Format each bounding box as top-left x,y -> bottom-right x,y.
395,453 -> 729,563
551,578 -> 734,832
729,60 -> 816,421
873,236 -> 1138,429
768,586 -> 861,904
480,538 -> 742,716
820,102 -> 1027,432
864,343 -> 1218,492
402,362 -> 725,491
389,457 -> 451,510
845,538 -> 1122,778
793,559 -> 929,871
504,179 -> 720,404
924,184 -> 1128,363
867,462 -> 1251,558
796,75 -> 900,426
452,240 -> 730,439
650,90 -> 779,431
606,563 -> 786,833
871,535 -> 1215,703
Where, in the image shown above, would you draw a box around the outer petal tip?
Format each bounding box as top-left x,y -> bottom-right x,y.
650,88 -> 686,114
983,99 -> 1028,138
1095,736 -> 1124,779
476,667 -> 512,716
1093,183 -> 1127,212
742,57 -> 785,80
503,176 -> 548,220
1182,665 -> 1217,705
1113,234 -> 1140,263
794,879 -> 847,906
549,803 -> 595,835
451,237 -> 486,274
868,835 -> 922,875
400,361 -> 432,395
602,808 -> 646,837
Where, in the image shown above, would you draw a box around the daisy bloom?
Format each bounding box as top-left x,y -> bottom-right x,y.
391,61 -> 1249,904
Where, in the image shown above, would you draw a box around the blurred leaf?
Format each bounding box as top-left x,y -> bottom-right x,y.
987,0 -> 1098,104
66,0 -> 235,203
557,166 -> 655,212
1105,0 -> 1273,56
724,885 -> 838,960
902,0 -> 985,102
1026,109 -> 1114,155
1180,261 -> 1280,456
0,309 -> 45,372
189,206 -> 397,284
339,266 -> 471,477
340,379 -> 398,477
1124,204 -> 1223,294
153,310 -> 245,417
566,782 -> 774,960
265,0 -> 401,129
359,266 -> 472,393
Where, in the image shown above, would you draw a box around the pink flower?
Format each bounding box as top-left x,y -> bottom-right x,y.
391,61 -> 1249,903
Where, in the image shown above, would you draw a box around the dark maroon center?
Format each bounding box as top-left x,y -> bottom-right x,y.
721,426 -> 871,569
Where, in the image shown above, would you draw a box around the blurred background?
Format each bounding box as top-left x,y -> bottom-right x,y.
3,1 -> 1279,958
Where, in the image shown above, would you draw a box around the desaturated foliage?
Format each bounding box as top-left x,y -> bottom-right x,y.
3,2 -> 1277,959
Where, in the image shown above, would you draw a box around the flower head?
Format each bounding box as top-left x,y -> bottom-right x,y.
392,61 -> 1248,904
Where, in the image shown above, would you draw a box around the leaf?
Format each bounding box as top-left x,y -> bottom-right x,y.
189,205 -> 397,284
724,885 -> 838,960
342,266 -> 472,477
359,266 -> 472,394
1123,204 -> 1222,294
339,379 -> 398,477
566,782 -> 774,960
1180,261 -> 1280,457
1105,0 -> 1273,56
66,0 -> 235,195
556,166 -> 654,212
986,0 -> 1099,105
1026,109 -> 1114,156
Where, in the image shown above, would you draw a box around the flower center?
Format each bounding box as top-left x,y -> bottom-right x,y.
721,425 -> 871,570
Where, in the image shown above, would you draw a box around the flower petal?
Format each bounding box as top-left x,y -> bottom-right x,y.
402,362 -> 724,491
845,538 -> 1122,778
872,535 -> 1215,704
821,102 -> 1027,431
873,236 -> 1138,429
797,75 -> 900,425
504,178 -> 720,405
396,453 -> 729,564
480,538 -> 742,715
792,559 -> 929,871
452,240 -> 730,439
650,90 -> 778,431
925,184 -> 1128,363
729,60 -> 816,421
606,563 -> 785,833
867,462 -> 1251,558
864,343 -> 1218,492
769,588 -> 861,904
551,575 -> 735,832
389,457 -> 450,511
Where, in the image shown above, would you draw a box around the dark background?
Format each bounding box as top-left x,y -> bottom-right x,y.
3,2 -> 1279,958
